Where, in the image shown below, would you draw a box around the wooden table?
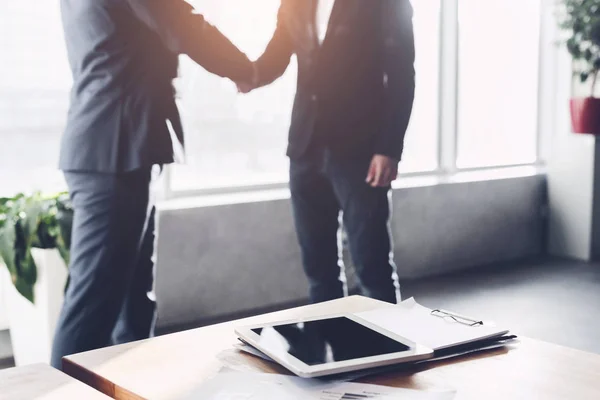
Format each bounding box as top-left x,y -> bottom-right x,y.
63,296 -> 600,400
0,363 -> 110,399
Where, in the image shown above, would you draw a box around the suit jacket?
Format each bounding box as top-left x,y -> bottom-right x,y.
59,0 -> 253,172
256,0 -> 415,161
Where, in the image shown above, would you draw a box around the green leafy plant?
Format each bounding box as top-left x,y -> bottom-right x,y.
0,193 -> 72,303
557,0 -> 600,94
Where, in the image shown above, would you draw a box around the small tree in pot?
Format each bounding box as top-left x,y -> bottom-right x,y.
557,0 -> 600,134
0,192 -> 73,365
0,193 -> 72,303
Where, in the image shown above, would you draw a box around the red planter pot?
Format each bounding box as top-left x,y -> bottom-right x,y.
570,97 -> 600,134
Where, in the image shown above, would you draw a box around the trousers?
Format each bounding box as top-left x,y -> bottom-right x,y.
51,167 -> 157,368
289,147 -> 400,304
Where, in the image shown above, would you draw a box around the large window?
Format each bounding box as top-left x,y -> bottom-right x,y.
0,1 -> 544,197
172,0 -> 441,191
0,2 -> 70,196
456,0 -> 541,168
171,0 -> 295,191
399,0 -> 441,174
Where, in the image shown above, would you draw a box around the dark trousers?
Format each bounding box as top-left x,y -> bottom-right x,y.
289,147 -> 400,304
50,168 -> 157,369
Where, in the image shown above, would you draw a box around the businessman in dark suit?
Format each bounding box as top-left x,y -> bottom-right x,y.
238,0 -> 415,304
51,0 -> 255,368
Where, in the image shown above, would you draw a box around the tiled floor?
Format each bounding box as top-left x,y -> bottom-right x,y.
1,257 -> 599,370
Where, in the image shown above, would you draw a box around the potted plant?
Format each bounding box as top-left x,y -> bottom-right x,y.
557,0 -> 600,134
0,193 -> 72,366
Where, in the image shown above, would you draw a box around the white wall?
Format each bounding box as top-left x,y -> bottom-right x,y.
155,172 -> 546,331
546,1 -> 599,260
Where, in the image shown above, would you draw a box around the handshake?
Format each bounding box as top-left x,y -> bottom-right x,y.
235,63 -> 261,94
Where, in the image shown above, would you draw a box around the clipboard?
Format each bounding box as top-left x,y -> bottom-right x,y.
355,298 -> 510,351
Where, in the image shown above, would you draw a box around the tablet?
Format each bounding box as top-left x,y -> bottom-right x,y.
235,313 -> 433,378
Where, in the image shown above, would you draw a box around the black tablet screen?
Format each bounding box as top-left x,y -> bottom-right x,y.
252,317 -> 410,366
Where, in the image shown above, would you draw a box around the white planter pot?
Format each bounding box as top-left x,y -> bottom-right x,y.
5,248 -> 68,366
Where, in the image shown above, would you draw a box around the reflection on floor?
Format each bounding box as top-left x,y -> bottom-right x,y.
1,257 -> 598,370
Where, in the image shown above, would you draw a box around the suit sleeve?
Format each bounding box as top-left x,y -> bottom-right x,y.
126,0 -> 252,83
254,1 -> 295,86
375,0 -> 416,161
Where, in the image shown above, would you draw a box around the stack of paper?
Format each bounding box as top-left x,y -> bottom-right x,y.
183,371 -> 456,399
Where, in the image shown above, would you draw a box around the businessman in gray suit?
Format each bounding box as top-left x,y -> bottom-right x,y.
51,0 -> 255,368
238,0 -> 415,304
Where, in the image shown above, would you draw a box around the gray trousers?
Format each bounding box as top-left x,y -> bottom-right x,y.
289,147 -> 400,304
51,167 -> 157,369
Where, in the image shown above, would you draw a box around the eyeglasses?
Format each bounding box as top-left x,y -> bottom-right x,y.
430,309 -> 484,327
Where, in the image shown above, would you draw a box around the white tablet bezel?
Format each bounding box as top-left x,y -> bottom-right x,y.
235,313 -> 433,378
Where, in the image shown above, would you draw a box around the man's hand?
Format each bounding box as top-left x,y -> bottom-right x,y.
236,81 -> 254,94
366,155 -> 398,187
237,62 -> 260,94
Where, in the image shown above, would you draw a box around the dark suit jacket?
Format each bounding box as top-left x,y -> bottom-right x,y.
59,0 -> 253,172
256,0 -> 415,161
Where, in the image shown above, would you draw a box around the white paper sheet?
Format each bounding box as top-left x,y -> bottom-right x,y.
355,298 -> 509,351
182,371 -> 456,400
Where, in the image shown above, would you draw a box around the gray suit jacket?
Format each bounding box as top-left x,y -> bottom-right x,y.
256,0 -> 415,161
60,0 -> 253,172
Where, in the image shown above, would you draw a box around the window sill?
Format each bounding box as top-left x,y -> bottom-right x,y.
158,164 -> 545,211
